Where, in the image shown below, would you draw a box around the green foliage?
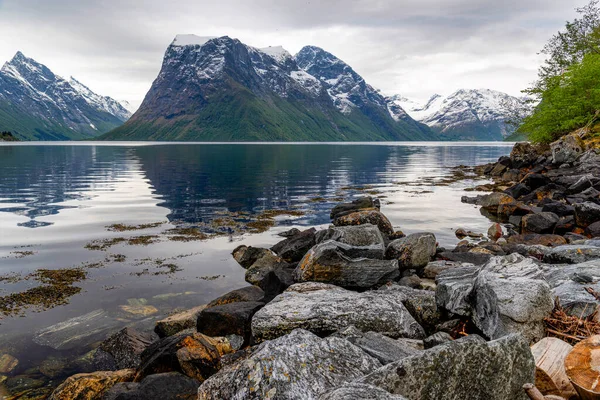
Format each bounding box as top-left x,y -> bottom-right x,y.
519,53 -> 600,142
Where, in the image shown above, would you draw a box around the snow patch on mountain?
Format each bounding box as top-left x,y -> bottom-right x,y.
259,46 -> 292,64
69,77 -> 131,121
172,34 -> 217,47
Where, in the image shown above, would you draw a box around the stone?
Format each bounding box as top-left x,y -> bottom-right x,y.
320,383 -> 408,400
487,223 -> 503,241
251,262 -> 296,301
522,173 -> 551,191
564,232 -> 589,243
544,244 -> 600,264
504,183 -> 531,199
551,133 -> 585,164
333,210 -> 394,236
0,354 -> 18,374
244,252 -> 290,286
423,260 -> 468,279
385,233 -> 437,269
568,175 -> 594,194
99,327 -> 156,370
437,250 -> 491,265
295,240 -> 400,290
477,192 -> 515,214
359,334 -> 535,400
423,332 -> 453,349
104,372 -> 199,400
544,260 -> 600,318
231,246 -> 273,269
541,201 -> 575,217
455,228 -> 467,238
48,369 -> 135,400
206,286 -> 265,307
379,284 -> 442,334
33,309 -> 122,351
154,305 -> 207,338
315,224 -> 386,259
398,275 -> 422,289
586,220 -> 600,237
574,201 -> 600,227
198,329 -> 382,400
277,227 -> 300,238
119,304 -> 159,317
472,254 -> 554,342
333,325 -> 422,365
251,283 -> 425,343
521,212 -> 559,234
330,196 -> 380,220
271,228 -> 317,262
196,301 -> 264,345
506,234 -> 567,247
435,265 -> 481,317
510,141 -> 539,168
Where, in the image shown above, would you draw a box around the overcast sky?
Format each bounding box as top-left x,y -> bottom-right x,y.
0,0 -> 584,109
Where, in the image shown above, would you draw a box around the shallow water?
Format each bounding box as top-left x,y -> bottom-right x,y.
0,141 -> 511,394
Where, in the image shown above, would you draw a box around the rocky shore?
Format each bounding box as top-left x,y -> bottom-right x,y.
45,131 -> 600,400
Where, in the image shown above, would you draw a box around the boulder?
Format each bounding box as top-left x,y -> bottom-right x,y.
320,383 -> 408,400
315,224 -> 386,259
295,240 -> 400,289
231,246 -> 273,269
385,233 -> 437,269
510,141 -> 539,168
244,252 -> 290,286
104,372 -> 199,400
206,286 -> 265,307
551,133 -> 585,164
541,201 -> 574,217
437,250 -> 491,265
504,183 -> 531,199
333,325 -> 422,365
567,175 -> 594,194
198,329 -> 382,400
271,228 -> 317,262
545,259 -> 600,317
506,234 -> 567,247
196,301 -> 264,345
435,265 -> 481,317
379,284 -> 442,334
521,212 -> 559,234
277,227 -> 300,238
544,244 -> 600,264
574,201 -> 600,227
48,369 -> 135,400
586,220 -> 600,237
135,332 -> 232,382
487,223 -> 503,241
251,283 -> 425,343
359,334 -> 535,400
423,332 -> 453,349
472,254 -> 553,342
423,260 -> 468,279
333,210 -> 394,236
330,196 -> 380,220
522,173 -> 551,191
99,327 -> 156,370
477,192 -> 515,214
154,305 -> 206,338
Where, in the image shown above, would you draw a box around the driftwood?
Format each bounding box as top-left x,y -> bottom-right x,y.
523,383 -> 567,400
565,335 -> 600,399
531,337 -> 577,399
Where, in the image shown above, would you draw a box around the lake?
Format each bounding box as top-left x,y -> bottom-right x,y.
0,142 -> 511,395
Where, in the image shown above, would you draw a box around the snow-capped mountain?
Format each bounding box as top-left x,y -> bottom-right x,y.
0,52 -> 131,140
103,35 -> 436,142
390,89 -> 528,141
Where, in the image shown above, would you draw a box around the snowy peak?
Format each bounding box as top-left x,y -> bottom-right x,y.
171,34 -> 218,47
68,76 -> 132,121
259,46 -> 293,64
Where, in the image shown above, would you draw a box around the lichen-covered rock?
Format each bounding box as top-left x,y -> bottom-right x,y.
472,254 -> 553,343
544,244 -> 600,264
154,305 -> 206,338
197,301 -> 264,345
333,210 -> 394,236
207,286 -> 265,307
244,252 -> 290,286
574,201 -> 600,227
477,192 -> 515,214
423,332 -> 453,349
271,228 -> 317,262
251,283 -> 425,343
385,233 -> 437,269
198,329 -> 382,400
104,372 -> 199,400
551,133 -> 585,164
330,196 -> 380,220
320,383 -> 408,400
379,284 -> 442,334
295,240 -> 399,289
332,326 -> 422,365
231,246 -> 273,269
315,224 -> 386,259
99,327 -> 156,370
359,334 -> 534,400
48,369 -> 135,400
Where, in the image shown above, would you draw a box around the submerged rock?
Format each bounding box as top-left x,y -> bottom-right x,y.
385,233 -> 437,269
154,305 -> 206,338
251,283 -> 425,343
104,372 -> 199,400
198,329 -> 382,400
48,369 -> 135,400
99,327 -> 156,370
0,353 -> 18,374
295,240 -> 399,289
359,334 -> 534,400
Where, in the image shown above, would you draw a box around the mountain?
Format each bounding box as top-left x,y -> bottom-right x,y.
102,35 -> 436,142
390,89 -> 528,141
0,52 -> 131,141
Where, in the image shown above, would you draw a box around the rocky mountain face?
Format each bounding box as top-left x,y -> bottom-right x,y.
391,89 -> 529,141
0,52 -> 131,141
103,35 -> 436,142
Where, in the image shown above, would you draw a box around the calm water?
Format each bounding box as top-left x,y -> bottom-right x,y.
0,142 -> 511,394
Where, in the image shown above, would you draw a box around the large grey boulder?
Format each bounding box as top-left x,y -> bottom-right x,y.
315,224 -> 386,259
379,284 -> 442,334
360,334 -> 535,400
544,244 -> 600,264
251,283 -> 425,343
472,254 -> 554,343
385,233 -> 437,269
295,240 -> 399,289
551,133 -> 584,164
320,383 -> 408,400
545,259 -> 600,317
435,265 -> 481,317
332,326 -> 422,365
197,329 -> 382,400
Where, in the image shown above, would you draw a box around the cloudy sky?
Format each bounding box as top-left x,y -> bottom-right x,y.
0,0 -> 584,109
